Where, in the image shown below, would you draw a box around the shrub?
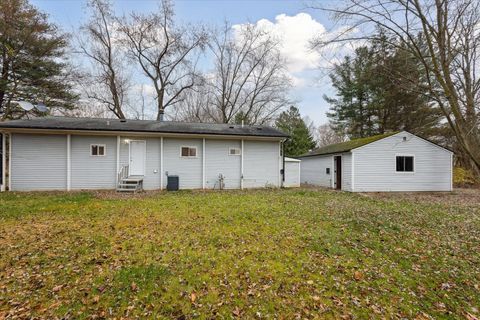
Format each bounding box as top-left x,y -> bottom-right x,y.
453,167 -> 479,187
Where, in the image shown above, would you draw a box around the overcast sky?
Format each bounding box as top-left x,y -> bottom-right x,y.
31,0 -> 349,126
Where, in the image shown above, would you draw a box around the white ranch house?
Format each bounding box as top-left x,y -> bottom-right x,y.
299,131 -> 453,192
0,117 -> 294,192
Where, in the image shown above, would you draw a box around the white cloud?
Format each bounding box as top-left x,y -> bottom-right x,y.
233,13 -> 357,89
252,13 -> 326,74
232,14 -> 359,125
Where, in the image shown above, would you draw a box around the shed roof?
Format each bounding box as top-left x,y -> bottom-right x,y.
300,132 -> 399,157
0,117 -> 288,138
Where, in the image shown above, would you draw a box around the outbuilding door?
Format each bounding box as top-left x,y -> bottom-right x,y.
129,140 -> 146,176
334,156 -> 342,190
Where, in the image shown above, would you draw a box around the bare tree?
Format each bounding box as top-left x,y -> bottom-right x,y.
119,0 -> 207,121
171,77 -> 211,122
78,0 -> 129,119
315,123 -> 346,147
310,0 -> 480,175
56,99 -> 113,119
203,23 -> 292,125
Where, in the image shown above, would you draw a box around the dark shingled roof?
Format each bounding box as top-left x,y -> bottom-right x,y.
0,117 -> 288,138
300,132 -> 400,157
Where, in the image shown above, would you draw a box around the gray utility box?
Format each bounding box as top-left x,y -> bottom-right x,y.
167,175 -> 179,191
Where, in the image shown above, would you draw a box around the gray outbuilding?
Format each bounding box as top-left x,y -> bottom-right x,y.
299,131 -> 453,192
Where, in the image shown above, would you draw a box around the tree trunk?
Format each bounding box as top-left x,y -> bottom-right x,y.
156,89 -> 165,121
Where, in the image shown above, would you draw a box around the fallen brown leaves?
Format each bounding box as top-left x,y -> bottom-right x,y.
0,188 -> 479,318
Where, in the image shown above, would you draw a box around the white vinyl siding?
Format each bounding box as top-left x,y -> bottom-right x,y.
299,155 -> 332,187
8,133 -> 284,191
143,138 -> 161,190
341,153 -> 353,191
243,140 -> 280,188
71,136 -> 116,190
300,153 -> 350,191
11,133 -> 67,191
163,138 -> 203,189
205,139 -> 241,189
284,160 -> 300,187
353,132 -> 452,192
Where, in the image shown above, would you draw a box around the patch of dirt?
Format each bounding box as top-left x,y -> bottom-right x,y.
91,189 -> 166,200
362,188 -> 480,207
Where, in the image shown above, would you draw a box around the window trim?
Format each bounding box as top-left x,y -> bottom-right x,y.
180,146 -> 198,158
395,154 -> 415,173
90,144 -> 106,157
228,147 -> 241,156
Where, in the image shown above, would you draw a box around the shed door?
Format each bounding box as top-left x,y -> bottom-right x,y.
334,156 -> 342,190
129,141 -> 146,176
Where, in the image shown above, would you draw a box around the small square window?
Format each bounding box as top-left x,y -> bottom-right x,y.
91,144 -> 105,156
229,148 -> 241,156
326,168 -> 330,175
396,156 -> 414,172
181,147 -> 197,157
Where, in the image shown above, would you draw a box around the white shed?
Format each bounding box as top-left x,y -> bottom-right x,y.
299,131 -> 453,192
283,157 -> 301,187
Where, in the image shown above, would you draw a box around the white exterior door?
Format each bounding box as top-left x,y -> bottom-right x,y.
129,141 -> 146,176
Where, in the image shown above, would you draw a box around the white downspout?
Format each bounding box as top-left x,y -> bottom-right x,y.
278,141 -> 282,188
8,133 -> 11,191
450,153 -> 453,191
240,139 -> 244,190
351,152 -> 355,192
331,156 -> 335,189
67,134 -> 71,191
1,133 -> 5,192
116,136 -> 120,187
202,138 -> 206,190
160,137 -> 164,190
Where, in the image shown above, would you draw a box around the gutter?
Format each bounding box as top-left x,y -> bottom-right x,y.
0,127 -> 288,141
0,125 -> 288,139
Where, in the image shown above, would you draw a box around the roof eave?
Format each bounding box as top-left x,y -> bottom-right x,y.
298,150 -> 353,158
0,127 -> 288,140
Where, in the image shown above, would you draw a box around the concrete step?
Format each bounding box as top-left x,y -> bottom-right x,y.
116,188 -> 138,193
118,183 -> 138,187
116,180 -> 143,193
122,176 -> 144,182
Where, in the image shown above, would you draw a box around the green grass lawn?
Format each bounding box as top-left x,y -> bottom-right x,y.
0,189 -> 479,319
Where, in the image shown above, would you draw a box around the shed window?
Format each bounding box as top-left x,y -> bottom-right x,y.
326,168 -> 330,175
396,156 -> 414,172
181,146 -> 197,157
91,144 -> 105,156
229,148 -> 241,156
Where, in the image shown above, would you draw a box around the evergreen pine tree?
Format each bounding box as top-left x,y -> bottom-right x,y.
0,0 -> 78,120
325,33 -> 443,139
275,106 -> 316,157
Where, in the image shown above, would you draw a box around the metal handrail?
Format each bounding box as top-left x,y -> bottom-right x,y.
117,165 -> 129,185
